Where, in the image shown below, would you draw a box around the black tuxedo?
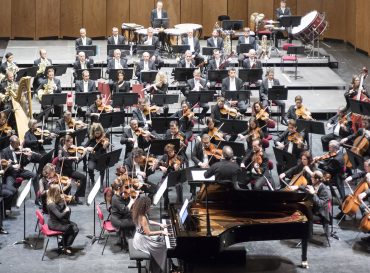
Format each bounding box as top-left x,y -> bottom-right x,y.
275,7 -> 292,19
181,37 -> 201,55
242,58 -> 262,69
142,36 -> 160,54
107,35 -> 126,45
237,36 -> 257,49
135,60 -> 156,79
107,58 -> 128,75
132,108 -> 148,128
120,128 -> 148,158
207,58 -> 227,70
73,60 -> 94,79
34,58 -> 52,67
75,79 -> 96,93
206,37 -> 224,50
151,9 -> 168,27
274,130 -> 304,160
36,78 -> 62,94
204,160 -> 240,183
177,59 -> 195,68
221,77 -> 244,91
75,37 -> 93,49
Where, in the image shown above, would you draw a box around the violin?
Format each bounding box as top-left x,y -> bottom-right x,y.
246,127 -> 263,140
67,118 -> 87,129
287,132 -> 304,145
314,151 -> 337,162
173,131 -> 185,143
208,127 -> 225,141
0,123 -> 13,135
34,128 -> 56,138
49,173 -> 71,187
168,155 -> 182,168
255,109 -> 269,121
143,105 -> 161,116
1,159 -> 10,170
98,104 -> 113,113
220,105 -> 239,118
67,145 -> 86,155
134,127 -> 153,138
342,178 -> 369,216
252,151 -> 263,175
181,109 -> 194,119
204,143 -> 223,160
295,106 -> 313,120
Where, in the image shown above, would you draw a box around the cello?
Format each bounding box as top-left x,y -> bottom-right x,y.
341,178 -> 369,216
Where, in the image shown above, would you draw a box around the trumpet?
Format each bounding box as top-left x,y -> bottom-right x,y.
37,80 -> 55,101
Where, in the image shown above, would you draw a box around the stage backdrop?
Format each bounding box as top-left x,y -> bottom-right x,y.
0,0 -> 369,54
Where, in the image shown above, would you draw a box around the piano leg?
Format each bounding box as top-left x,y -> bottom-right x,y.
301,238 -> 309,268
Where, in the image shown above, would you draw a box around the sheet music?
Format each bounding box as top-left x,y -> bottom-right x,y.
16,179 -> 31,208
87,176 -> 101,206
191,170 -> 215,181
153,177 -> 168,205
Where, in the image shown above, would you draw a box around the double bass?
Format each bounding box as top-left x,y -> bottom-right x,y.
341,178 -> 369,216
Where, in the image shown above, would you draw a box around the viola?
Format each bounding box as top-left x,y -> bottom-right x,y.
287,132 -> 304,145
67,118 -> 87,129
173,131 -> 185,143
314,151 -> 337,162
251,151 -> 263,175
143,105 -> 161,116
181,109 -> 194,119
255,109 -> 269,121
34,128 -> 56,138
98,104 -> 113,113
48,173 -> 71,187
204,143 -> 223,160
134,127 -> 153,138
208,127 -> 225,141
220,105 -> 239,118
295,105 -> 313,120
168,155 -> 182,168
67,145 -> 86,155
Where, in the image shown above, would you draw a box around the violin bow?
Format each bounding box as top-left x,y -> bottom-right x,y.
40,115 -> 45,142
58,157 -> 68,206
143,144 -> 151,174
207,141 -> 223,164
209,122 -> 225,142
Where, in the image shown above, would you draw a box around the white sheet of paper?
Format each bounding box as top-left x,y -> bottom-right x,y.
87,176 -> 101,206
16,179 -> 31,208
153,177 -> 168,205
191,170 -> 215,181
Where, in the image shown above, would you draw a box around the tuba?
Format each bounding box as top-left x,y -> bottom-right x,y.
37,80 -> 54,102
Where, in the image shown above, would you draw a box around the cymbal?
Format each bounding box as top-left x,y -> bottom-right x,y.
264,20 -> 279,24
264,24 -> 275,29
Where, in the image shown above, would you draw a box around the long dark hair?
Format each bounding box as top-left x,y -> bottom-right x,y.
131,196 -> 152,226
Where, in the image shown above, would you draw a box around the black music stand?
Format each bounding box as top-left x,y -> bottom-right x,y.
237,44 -> 255,55
136,45 -> 156,56
220,119 -> 249,135
239,68 -> 263,85
0,135 -> 10,150
107,44 -> 131,53
218,141 -> 245,158
96,149 -> 122,187
222,20 -> 243,31
99,111 -> 125,128
70,128 -> 88,146
286,46 -> 305,80
273,147 -> 296,174
140,71 -> 157,84
207,70 -> 229,83
151,117 -> 179,134
149,139 -> 180,156
75,92 -> 100,107
171,45 -> 190,55
108,49 -> 130,59
41,93 -> 67,124
112,93 -> 138,107
76,50 -> 94,59
223,90 -> 250,102
75,69 -> 101,81
296,119 -> 325,152
279,16 -> 302,29
174,68 -> 196,82
349,99 -> 370,116
109,68 -> 134,81
153,18 -> 169,29
346,149 -> 365,171
268,86 -> 288,101
152,94 -> 178,106
44,65 -> 68,77
187,91 -> 215,105
77,45 -> 98,56
202,47 -> 218,56
16,67 -> 38,81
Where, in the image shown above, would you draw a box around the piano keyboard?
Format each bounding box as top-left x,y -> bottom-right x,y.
162,219 -> 176,249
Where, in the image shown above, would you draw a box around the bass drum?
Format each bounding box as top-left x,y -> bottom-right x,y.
292,10 -> 328,44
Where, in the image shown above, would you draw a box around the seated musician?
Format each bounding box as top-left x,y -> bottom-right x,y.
135,52 -> 157,81
238,117 -> 268,151
252,101 -> 271,137
0,103 -> 15,146
221,68 -> 247,114
204,145 -> 240,183
260,69 -> 288,125
163,121 -> 187,163
144,70 -> 168,94
75,28 -> 92,49
133,98 -> 153,129
207,49 -> 228,71
0,71 -> 17,128
86,95 -> 104,123
237,27 -> 257,63
84,123 -> 110,188
107,49 -> 128,76
73,51 -> 94,80
107,27 -> 126,45
321,106 -> 353,151
150,0 -> 168,28
182,29 -> 203,66
75,70 -> 96,93
0,52 -> 19,77
113,70 -> 131,93
207,29 -> 224,51
258,35 -> 271,60
286,95 -> 313,121
344,74 -> 369,110
279,151 -> 315,189
142,27 -> 164,69
110,178 -> 136,252
56,135 -> 87,204
185,69 -> 208,125
1,135 -> 39,205
120,119 -> 150,159
177,50 -> 195,68
211,97 -> 240,127
55,111 -> 76,149
200,117 -> 225,144
241,138 -> 275,190
155,143 -> 184,208
192,134 -> 218,169
242,49 -> 262,69
170,100 -> 194,141
24,119 -> 54,157
33,48 -> 52,90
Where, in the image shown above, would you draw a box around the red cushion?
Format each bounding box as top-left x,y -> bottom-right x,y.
283,43 -> 295,51
103,220 -> 117,232
15,177 -> 24,184
282,55 -> 297,61
268,160 -> 274,171
41,224 -> 64,236
265,135 -> 273,141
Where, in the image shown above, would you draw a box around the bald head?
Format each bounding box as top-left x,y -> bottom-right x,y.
222,146 -> 234,160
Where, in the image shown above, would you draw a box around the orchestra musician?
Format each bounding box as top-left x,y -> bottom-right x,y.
55,111 -> 76,149
252,101 -> 271,137
276,0 -> 291,18
0,71 -> 17,129
150,0 -> 168,28
73,51 -> 94,80
107,27 -> 126,45
286,95 -> 313,121
177,50 -> 195,68
221,68 -> 247,114
75,28 -> 92,49
207,29 -> 224,50
238,117 -> 268,151
57,135 -> 87,205
170,100 -> 194,141
120,119 -> 150,159
344,74 -> 369,109
207,49 -> 228,71
86,95 -> 105,123
133,98 -> 153,129
33,49 -> 52,90
142,27 -> 164,69
211,97 -> 240,127
24,119 -> 54,156
46,184 -> 79,255
260,69 -> 288,125
182,29 -> 203,65
200,117 -> 225,144
241,138 -> 275,190
145,70 -> 168,94
84,123 -> 110,188
0,52 -> 19,77
135,52 -> 157,81
242,49 -> 262,69
192,134 -> 216,169
258,35 -> 271,60
238,27 -> 257,63
163,121 -> 187,156
113,70 -> 131,93
0,112 -> 14,150
107,49 -> 128,76
321,106 -> 353,151
186,69 -> 209,125
75,70 -> 96,93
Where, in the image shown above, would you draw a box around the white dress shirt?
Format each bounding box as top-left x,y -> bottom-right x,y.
143,61 -> 149,71
114,59 -> 123,69
213,37 -> 218,48
157,9 -> 162,19
83,80 -> 89,93
229,77 -> 236,91
114,35 -> 118,45
268,80 -> 274,89
188,37 -> 195,53
81,37 -> 86,45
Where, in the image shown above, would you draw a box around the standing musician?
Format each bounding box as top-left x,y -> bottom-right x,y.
238,117 -> 268,151
142,27 -> 164,69
238,27 -> 257,63
75,70 -> 96,93
73,51 -> 94,80
33,49 -> 52,90
276,0 -> 291,18
182,29 -> 203,66
241,138 -> 275,190
242,49 -> 262,69
57,135 -> 87,205
200,117 -> 225,144
0,52 -> 19,77
135,52 -> 157,81
344,74 -> 369,110
113,70 -> 131,93
207,29 -> 224,50
46,184 -> 79,255
260,69 -> 288,125
150,0 -> 168,28
120,119 -> 151,159
170,100 -> 194,141
107,27 -> 126,45
24,119 -> 54,156
222,68 -> 247,115
286,95 -> 313,121
279,151 -> 315,189
84,123 -> 110,188
107,49 -> 128,76
75,28 -> 92,49
177,50 -> 195,68
321,106 -> 353,151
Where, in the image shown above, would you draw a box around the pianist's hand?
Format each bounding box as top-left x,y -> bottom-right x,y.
160,223 -> 168,229
161,230 -> 170,236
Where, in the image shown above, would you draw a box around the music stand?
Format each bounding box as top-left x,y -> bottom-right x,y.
13,179 -> 33,247
86,176 -> 101,244
149,139 -> 180,156
75,92 -> 100,107
41,93 -> 67,106
151,117 -> 179,134
108,49 -> 130,58
140,71 -> 157,84
16,67 -> 38,81
268,86 -> 288,101
346,149 -> 365,171
76,49 -> 94,59
109,68 -> 134,81
279,16 -> 302,28
223,90 -> 250,102
77,45 -> 98,56
152,94 -> 178,106
75,68 -> 101,81
96,149 -> 122,187
171,45 -> 190,55
187,91 -> 215,105
222,20 -> 244,31
273,147 -> 296,174
153,18 -> 169,28
296,119 -> 325,152
349,99 -> 370,116
286,46 -> 305,79
70,128 -> 88,146
202,47 -> 218,56
0,135 -> 10,150
207,70 -> 229,83
107,44 -> 131,53
218,140 -> 245,158
220,119 -> 249,135
44,65 -> 68,77
136,45 -> 156,55
238,68 -> 263,84
174,68 -> 196,82
99,111 -> 125,128
112,92 -> 138,107
237,44 -> 255,55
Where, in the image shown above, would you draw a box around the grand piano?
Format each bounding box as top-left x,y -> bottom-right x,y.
162,182 -> 313,271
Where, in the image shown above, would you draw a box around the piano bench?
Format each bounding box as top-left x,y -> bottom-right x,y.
128,239 -> 150,273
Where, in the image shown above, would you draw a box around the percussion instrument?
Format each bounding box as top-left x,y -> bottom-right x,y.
121,23 -> 144,43
164,28 -> 187,46
263,20 -> 279,24
292,10 -> 328,44
135,28 -> 159,44
174,23 -> 203,38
